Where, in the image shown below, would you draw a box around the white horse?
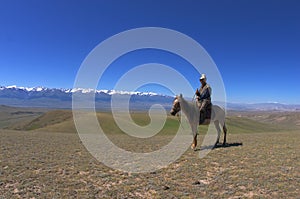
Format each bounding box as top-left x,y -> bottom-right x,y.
170,94 -> 227,150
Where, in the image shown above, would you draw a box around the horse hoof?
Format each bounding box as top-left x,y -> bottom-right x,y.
191,145 -> 196,150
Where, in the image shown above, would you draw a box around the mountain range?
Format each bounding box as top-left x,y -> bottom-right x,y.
0,86 -> 172,110
0,86 -> 299,111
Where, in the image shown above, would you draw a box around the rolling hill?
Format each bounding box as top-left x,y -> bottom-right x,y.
1,106 -> 299,135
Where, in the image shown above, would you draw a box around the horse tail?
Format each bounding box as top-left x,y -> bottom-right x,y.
222,122 -> 227,144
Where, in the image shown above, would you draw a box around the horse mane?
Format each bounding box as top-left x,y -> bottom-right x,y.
177,95 -> 199,135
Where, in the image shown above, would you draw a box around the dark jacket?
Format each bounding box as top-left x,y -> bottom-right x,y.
196,83 -> 211,101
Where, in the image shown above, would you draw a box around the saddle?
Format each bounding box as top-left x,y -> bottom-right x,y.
199,103 -> 212,124
206,103 -> 212,119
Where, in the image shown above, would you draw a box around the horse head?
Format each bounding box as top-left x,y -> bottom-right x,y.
170,95 -> 182,116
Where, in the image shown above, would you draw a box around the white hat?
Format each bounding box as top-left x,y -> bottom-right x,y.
200,74 -> 207,80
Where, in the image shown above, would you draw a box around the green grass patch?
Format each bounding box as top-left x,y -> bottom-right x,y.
97,112 -> 179,136
2,108 -> 298,135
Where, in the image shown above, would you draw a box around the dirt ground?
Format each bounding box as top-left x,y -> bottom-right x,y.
0,129 -> 299,198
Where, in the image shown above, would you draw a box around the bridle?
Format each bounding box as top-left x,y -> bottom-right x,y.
170,98 -> 181,116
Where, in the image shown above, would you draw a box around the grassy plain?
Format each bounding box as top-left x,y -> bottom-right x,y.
0,106 -> 299,198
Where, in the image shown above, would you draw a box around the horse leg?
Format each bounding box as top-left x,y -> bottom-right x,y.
191,134 -> 197,150
190,122 -> 198,150
223,123 -> 227,145
214,121 -> 221,146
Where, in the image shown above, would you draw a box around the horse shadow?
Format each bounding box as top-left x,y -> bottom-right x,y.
195,142 -> 243,151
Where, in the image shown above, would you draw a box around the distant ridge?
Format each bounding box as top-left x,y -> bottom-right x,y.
0,85 -> 299,111
0,85 -> 173,109
225,102 -> 300,112
0,85 -> 161,96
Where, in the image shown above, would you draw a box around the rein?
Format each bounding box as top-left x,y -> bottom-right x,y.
192,94 -> 196,102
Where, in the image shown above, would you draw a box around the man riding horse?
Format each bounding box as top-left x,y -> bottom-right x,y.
195,74 -> 212,124
170,74 -> 228,148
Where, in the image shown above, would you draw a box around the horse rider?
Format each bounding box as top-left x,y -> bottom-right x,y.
195,74 -> 212,124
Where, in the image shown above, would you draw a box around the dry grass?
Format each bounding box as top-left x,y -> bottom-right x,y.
0,129 -> 299,198
0,108 -> 299,198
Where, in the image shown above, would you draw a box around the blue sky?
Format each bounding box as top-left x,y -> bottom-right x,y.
0,0 -> 299,104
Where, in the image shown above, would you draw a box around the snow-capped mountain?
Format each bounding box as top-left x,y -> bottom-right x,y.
0,86 -> 173,109
0,86 -> 160,96
0,86 -> 299,111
